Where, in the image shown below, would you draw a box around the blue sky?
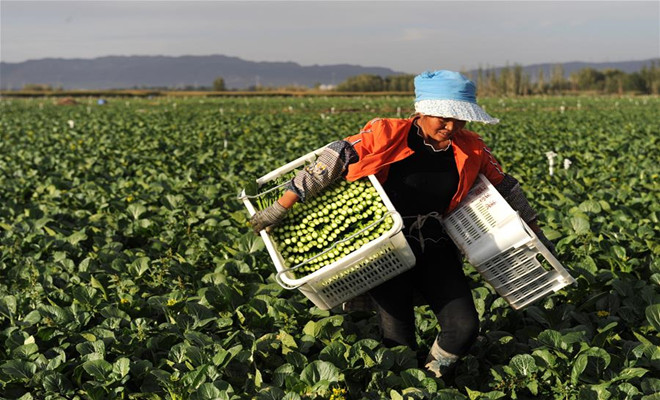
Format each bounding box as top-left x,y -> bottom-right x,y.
1,1 -> 659,73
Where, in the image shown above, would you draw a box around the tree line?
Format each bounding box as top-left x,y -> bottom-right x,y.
16,62 -> 658,95
332,62 -> 660,95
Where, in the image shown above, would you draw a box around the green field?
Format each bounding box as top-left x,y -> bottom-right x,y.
1,96 -> 659,399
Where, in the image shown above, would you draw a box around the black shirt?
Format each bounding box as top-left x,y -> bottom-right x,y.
383,122 -> 460,217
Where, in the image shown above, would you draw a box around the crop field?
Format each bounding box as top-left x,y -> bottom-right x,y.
0,95 -> 659,400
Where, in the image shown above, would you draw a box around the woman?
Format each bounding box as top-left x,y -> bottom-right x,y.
250,70 -> 556,378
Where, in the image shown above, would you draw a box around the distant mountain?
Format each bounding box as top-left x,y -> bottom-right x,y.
0,55 -> 402,90
1,55 -> 657,90
466,59 -> 659,82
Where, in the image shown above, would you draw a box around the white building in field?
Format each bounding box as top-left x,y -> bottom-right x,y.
318,84 -> 337,91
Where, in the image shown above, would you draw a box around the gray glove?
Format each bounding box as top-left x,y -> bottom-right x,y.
289,140 -> 358,202
250,202 -> 287,233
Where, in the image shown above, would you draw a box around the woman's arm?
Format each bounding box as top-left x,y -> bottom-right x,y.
493,174 -> 538,223
249,140 -> 358,232
476,137 -> 557,255
276,190 -> 300,209
494,174 -> 557,255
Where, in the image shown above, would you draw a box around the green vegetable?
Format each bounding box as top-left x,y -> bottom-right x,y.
265,178 -> 393,277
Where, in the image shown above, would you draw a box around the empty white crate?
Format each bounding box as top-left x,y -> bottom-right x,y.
239,147 -> 416,310
442,174 -> 575,309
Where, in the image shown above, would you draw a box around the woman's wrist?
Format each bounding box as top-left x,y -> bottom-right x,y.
277,190 -> 300,209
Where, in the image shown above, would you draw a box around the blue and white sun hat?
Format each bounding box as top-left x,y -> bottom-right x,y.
414,70 -> 499,124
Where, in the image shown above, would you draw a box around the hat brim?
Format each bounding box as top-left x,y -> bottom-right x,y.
414,99 -> 499,124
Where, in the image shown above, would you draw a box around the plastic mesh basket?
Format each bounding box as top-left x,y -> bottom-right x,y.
442,174 -> 575,309
239,148 -> 416,310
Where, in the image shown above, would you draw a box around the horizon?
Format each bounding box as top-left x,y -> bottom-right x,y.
2,1 -> 658,74
3,53 -> 659,74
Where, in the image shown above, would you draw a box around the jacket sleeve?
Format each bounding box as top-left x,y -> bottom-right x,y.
342,118 -> 382,160
478,139 -> 506,186
291,118 -> 389,201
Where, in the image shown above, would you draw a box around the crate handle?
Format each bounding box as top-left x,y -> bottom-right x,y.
257,145 -> 328,185
237,180 -> 290,201
274,210 -> 401,290
237,144 -> 328,206
519,214 -> 577,286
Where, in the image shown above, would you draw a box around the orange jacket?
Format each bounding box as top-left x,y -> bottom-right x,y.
343,117 -> 506,213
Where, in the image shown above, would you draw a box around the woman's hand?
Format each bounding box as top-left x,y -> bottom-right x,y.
249,202 -> 287,233
249,191 -> 299,234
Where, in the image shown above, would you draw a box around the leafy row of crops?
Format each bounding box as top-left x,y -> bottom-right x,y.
0,95 -> 659,399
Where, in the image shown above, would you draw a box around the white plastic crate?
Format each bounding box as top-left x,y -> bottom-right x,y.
239,148 -> 416,310
442,174 -> 575,309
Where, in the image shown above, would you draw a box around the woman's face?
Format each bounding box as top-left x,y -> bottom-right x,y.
417,115 -> 466,144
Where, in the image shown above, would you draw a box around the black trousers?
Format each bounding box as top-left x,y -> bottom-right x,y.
369,221 -> 479,356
